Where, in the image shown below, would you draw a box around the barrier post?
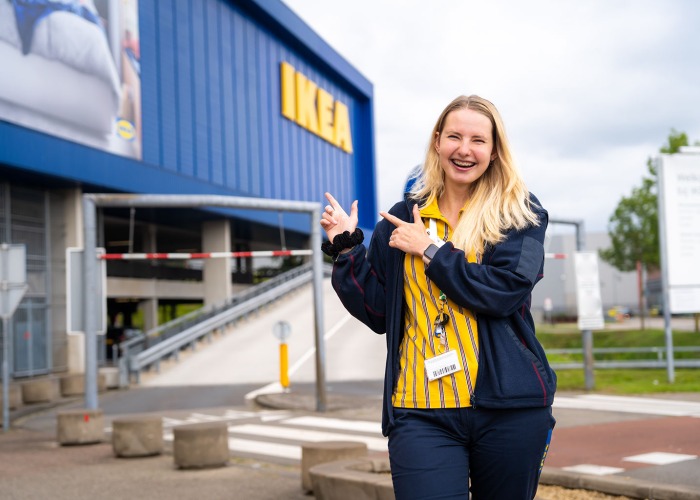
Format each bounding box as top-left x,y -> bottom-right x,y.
280,342 -> 289,389
273,321 -> 291,390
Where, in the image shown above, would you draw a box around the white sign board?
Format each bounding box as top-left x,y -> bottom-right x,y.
574,252 -> 605,331
658,154 -> 700,313
0,244 -> 28,319
66,247 -> 107,334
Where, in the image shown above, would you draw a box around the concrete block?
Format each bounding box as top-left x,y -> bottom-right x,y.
309,458 -> 393,500
99,367 -> 120,389
58,372 -> 108,397
173,421 -> 229,469
0,384 -> 22,410
112,416 -> 163,457
301,441 -> 368,492
21,378 -> 56,404
57,409 -> 104,445
60,374 -> 84,397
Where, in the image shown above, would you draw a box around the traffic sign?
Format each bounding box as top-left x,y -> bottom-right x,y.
273,320 -> 292,342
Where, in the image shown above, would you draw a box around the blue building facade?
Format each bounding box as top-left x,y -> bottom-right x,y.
0,0 -> 375,377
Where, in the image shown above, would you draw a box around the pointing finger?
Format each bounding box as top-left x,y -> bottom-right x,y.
380,211 -> 405,228
412,204 -> 423,224
324,192 -> 340,210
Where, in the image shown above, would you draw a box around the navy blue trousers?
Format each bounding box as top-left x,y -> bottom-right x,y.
388,406 -> 555,499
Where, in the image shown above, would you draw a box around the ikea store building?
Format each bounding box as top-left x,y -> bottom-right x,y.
0,0 -> 376,379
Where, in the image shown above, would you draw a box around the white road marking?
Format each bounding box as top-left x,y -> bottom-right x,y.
283,416 -> 382,434
562,464 -> 625,476
228,423 -> 388,451
553,394 -> 700,417
623,452 -> 697,465
287,314 -> 353,376
228,437 -> 301,460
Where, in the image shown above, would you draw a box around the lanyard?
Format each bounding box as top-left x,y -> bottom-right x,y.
426,217 -> 449,351
427,219 -> 446,248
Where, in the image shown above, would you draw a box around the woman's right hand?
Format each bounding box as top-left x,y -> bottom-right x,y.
320,192 -> 358,242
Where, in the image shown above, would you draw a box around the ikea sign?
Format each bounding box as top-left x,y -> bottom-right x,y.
280,62 -> 353,153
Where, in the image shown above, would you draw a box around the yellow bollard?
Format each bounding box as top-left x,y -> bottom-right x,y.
273,321 -> 292,389
280,342 -> 289,389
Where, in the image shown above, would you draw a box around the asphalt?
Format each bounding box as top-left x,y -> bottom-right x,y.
2,384 -> 700,500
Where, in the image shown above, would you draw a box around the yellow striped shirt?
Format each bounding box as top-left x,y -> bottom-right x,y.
392,198 -> 479,409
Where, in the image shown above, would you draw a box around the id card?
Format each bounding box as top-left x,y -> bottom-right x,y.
425,350 -> 462,381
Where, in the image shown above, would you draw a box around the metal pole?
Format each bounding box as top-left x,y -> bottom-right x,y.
2,317 -> 9,432
575,221 -> 595,391
83,193 -> 327,406
83,194 -> 326,411
2,245 -> 10,432
82,196 -> 99,409
656,157 -> 675,383
311,206 -> 327,411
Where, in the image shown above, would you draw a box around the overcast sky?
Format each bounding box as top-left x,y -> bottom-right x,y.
282,0 -> 700,234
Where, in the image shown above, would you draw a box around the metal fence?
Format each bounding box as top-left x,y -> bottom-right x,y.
548,346 -> 700,370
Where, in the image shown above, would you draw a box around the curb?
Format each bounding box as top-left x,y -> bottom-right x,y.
540,468 -> 700,500
309,459 -> 700,500
258,393 -> 699,500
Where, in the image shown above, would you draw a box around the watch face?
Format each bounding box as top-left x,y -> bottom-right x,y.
424,244 -> 439,260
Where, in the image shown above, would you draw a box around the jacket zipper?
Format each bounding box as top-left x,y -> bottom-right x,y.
470,313 -> 481,409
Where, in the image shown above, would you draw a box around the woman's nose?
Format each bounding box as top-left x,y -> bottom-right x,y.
457,140 -> 471,156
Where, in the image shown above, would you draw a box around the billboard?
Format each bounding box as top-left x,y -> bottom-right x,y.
658,152 -> 700,313
0,0 -> 141,159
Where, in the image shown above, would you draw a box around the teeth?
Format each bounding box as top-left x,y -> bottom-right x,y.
452,160 -> 474,168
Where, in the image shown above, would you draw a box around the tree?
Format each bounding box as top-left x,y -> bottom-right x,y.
600,129 -> 689,272
599,130 -> 691,329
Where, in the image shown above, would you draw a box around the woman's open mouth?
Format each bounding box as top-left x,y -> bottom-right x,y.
451,159 -> 475,170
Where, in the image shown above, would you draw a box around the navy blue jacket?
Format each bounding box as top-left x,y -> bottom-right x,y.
331,194 -> 556,436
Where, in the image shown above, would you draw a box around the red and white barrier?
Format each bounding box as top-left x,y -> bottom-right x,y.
545,253 -> 567,259
100,249 -> 313,260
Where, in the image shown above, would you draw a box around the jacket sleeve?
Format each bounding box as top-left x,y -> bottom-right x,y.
330,220 -> 390,333
425,207 -> 548,318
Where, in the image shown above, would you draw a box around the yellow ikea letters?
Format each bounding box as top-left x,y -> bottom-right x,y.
280,62 -> 353,153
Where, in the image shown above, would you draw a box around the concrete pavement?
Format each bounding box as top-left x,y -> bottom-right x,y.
3,384 -> 700,499
3,281 -> 699,499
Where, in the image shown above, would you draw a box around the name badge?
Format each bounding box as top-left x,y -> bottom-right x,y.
425,350 -> 462,381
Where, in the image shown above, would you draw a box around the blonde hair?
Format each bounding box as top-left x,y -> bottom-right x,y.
410,95 -> 539,256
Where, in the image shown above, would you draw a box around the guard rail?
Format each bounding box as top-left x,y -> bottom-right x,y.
118,262 -> 331,385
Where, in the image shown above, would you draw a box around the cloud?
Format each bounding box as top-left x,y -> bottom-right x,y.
283,0 -> 700,231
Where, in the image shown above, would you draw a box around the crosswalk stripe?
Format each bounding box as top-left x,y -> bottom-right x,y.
282,416 -> 382,434
562,464 -> 625,476
228,437 -> 301,460
623,452 -> 697,465
229,424 -> 388,451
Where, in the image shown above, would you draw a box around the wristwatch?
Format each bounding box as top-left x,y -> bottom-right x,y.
423,243 -> 440,262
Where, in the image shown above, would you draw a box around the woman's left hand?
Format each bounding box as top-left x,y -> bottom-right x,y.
380,204 -> 434,257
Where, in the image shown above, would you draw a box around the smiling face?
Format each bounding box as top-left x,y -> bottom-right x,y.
435,107 -> 497,193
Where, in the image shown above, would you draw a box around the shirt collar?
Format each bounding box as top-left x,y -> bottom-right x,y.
419,196 -> 468,225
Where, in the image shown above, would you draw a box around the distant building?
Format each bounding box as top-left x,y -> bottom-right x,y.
533,231 -> 640,321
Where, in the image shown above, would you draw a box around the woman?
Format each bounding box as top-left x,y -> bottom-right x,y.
320,95 -> 556,499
